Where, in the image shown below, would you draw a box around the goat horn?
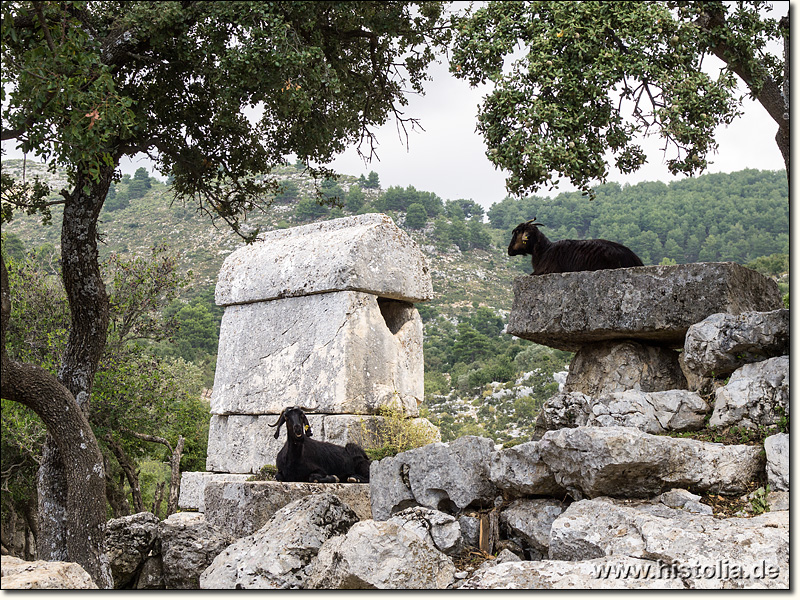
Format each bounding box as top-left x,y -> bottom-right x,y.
268,410 -> 285,427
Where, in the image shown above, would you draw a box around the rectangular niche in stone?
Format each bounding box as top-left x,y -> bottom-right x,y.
211,290 -> 423,417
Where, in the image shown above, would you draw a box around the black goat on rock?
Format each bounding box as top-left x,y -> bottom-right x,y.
269,406 -> 371,483
508,219 -> 644,275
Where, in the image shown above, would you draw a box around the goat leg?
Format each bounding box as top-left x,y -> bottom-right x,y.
309,473 -> 340,483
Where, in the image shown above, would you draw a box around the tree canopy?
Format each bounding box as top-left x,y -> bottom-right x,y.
450,1 -> 789,197
1,1 -> 451,586
2,0 -> 451,236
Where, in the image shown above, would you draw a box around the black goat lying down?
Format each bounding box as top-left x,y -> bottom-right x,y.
508,218 -> 644,275
268,406 -> 371,483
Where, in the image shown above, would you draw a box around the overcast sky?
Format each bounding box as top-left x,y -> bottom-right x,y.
326,55 -> 787,211
3,2 -> 788,212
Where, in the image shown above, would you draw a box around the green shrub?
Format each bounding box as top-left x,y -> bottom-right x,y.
361,404 -> 439,461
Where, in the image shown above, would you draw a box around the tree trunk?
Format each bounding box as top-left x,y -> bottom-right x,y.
0,353 -> 111,587
167,436 -> 185,516
151,482 -> 165,518
105,436 -> 144,513
1,163 -> 116,588
704,7 -> 789,180
121,429 -> 185,517
103,455 -> 132,518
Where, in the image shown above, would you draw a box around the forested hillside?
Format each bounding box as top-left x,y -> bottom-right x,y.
2,161 -> 789,448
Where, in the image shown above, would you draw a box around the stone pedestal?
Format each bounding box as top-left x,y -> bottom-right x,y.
509,263 -> 784,438
191,214 -> 436,490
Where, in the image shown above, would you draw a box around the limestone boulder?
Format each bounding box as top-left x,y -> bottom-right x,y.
709,356 -> 789,429
508,263 -> 783,351
135,556 -> 164,589
489,440 -> 565,496
305,519 -> 456,589
211,291 -> 423,417
159,512 -> 234,589
499,499 -> 568,559
657,488 -> 712,515
458,558 -> 685,589
538,426 -> 764,499
764,433 -> 789,491
0,556 -> 98,589
369,436 -> 498,520
564,341 -> 687,396
203,480 -> 371,539
683,309 -> 789,378
200,493 -> 358,589
532,392 -> 592,440
388,506 -> 463,556
105,512 -> 160,589
216,213 -> 433,305
549,498 -> 789,589
588,389 -> 709,433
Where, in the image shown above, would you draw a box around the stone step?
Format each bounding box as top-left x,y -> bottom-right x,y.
203,480 -> 371,539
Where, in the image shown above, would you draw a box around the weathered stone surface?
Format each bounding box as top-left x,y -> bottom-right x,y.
178,472 -> 252,511
564,341 -> 687,395
538,426 -> 764,499
767,491 -> 789,511
204,480 -> 371,539
211,291 -> 423,417
489,441 -> 565,496
305,519 -> 456,589
216,213 -> 433,305
105,512 -> 160,589
369,436 -> 498,520
764,433 -> 789,492
135,555 -> 164,589
200,493 -> 358,590
549,498 -> 789,589
159,512 -> 234,589
508,263 -> 782,351
0,556 -> 98,589
205,413 -> 436,474
457,557 -> 685,589
458,514 -> 481,547
499,499 -> 568,559
588,389 -> 709,433
657,488 -> 712,515
532,392 -> 592,439
709,356 -> 789,429
683,309 -> 790,378
388,506 -> 463,556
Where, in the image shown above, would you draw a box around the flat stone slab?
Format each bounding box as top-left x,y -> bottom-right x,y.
216,213 -> 433,306
507,263 -> 783,351
204,481 -> 371,539
211,291 -> 423,416
178,472 -> 253,512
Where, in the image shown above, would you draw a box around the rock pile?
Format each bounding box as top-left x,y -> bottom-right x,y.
5,259 -> 787,589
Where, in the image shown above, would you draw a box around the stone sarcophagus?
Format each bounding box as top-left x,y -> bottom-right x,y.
203,214 -> 437,475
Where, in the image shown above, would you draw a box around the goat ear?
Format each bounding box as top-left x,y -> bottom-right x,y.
301,412 -> 313,437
